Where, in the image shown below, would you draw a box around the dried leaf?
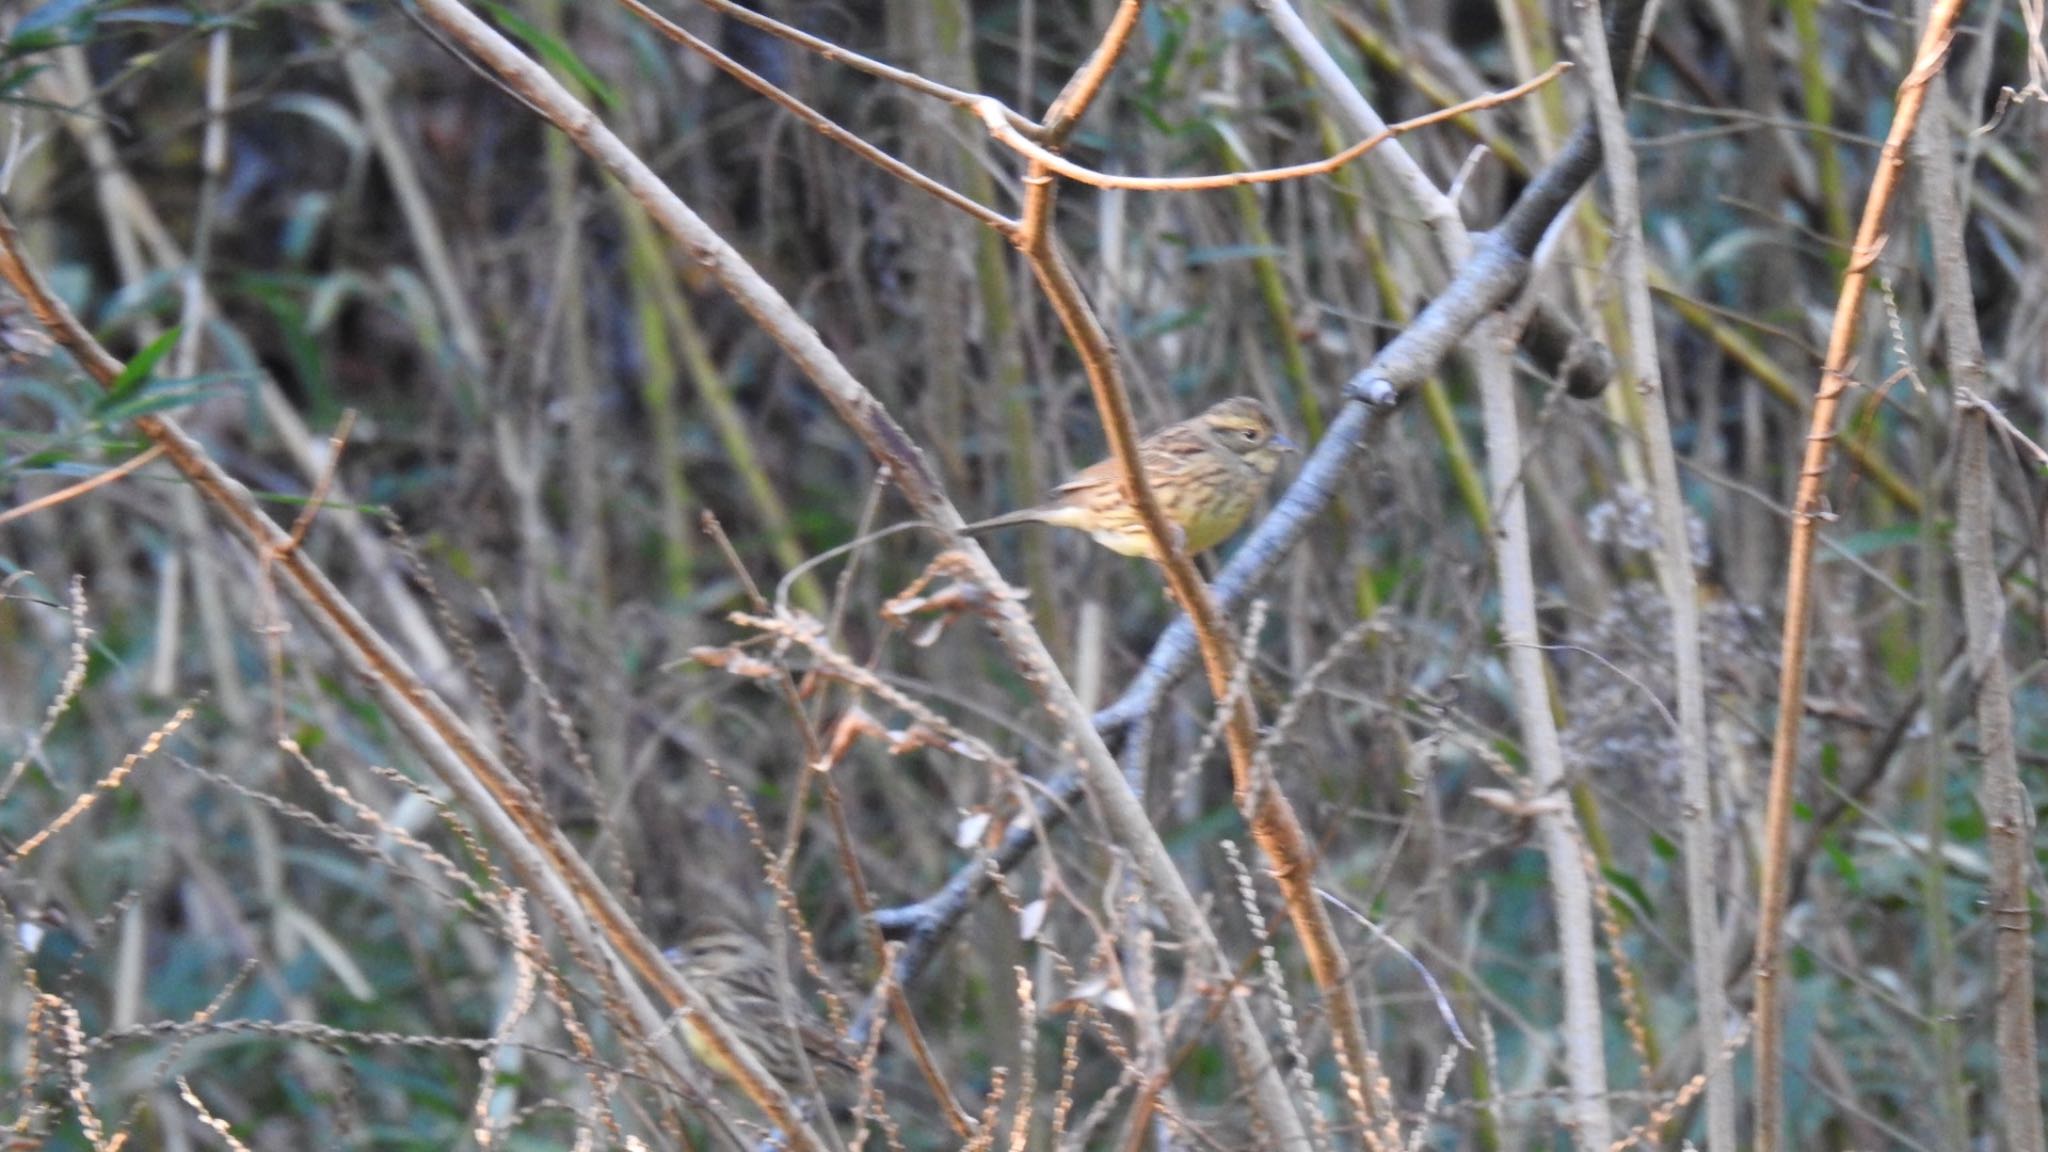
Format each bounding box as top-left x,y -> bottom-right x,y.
1051,974 -> 1137,1019
881,550 -> 1026,642
947,738 -> 995,763
954,810 -> 992,849
817,707 -> 889,773
1470,787 -> 1570,819
1098,986 -> 1137,1017
1018,898 -> 1048,940
730,608 -> 825,640
686,645 -> 780,680
1050,975 -> 1105,1015
886,723 -> 948,757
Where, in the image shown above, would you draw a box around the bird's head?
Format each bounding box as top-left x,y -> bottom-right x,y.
1200,396 -> 1297,475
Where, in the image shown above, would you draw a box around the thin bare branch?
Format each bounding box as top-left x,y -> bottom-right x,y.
664,0 -> 1046,138
1753,5 -> 1968,1149
975,63 -> 1569,193
616,0 -> 1016,234
0,206 -> 785,1145
407,0 -> 1313,1142
0,445 -> 165,529
1572,1 -> 1734,1144
1916,24 -> 2046,1149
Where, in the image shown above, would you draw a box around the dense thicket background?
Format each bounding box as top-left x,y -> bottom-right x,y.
2,0 -> 2045,1149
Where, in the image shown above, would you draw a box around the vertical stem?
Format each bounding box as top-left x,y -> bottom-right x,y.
1751,6 -> 1965,1149
1218,138 -> 1321,439
1954,410 -> 2044,1152
1789,0 -> 1853,245
1026,210 -> 1323,1152
929,0 -> 1061,650
313,0 -> 490,378
1915,36 -> 2046,1152
1909,77 -> 1966,1152
1572,4 -> 1731,1146
539,0 -> 609,604
1014,9 -> 1332,1145
1913,405 -> 1967,1150
667,282 -> 826,613
1474,317 -> 1613,1148
611,186 -> 698,598
1258,3 -> 1638,1144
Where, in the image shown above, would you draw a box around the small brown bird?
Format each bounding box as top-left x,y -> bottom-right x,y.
967,396 -> 1296,559
671,927 -> 855,1102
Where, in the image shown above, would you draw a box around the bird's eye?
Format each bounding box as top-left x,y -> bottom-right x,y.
1240,428 -> 1258,440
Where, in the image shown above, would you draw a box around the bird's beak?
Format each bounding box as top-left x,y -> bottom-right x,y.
1271,433 -> 1299,454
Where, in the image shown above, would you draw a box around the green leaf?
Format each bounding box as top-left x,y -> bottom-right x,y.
98,7 -> 199,27
1835,522 -> 1921,557
0,62 -> 49,98
14,0 -> 96,39
1824,835 -> 1860,891
1128,307 -> 1206,342
306,270 -> 370,334
1946,807 -> 1985,843
1140,4 -> 1186,98
1183,243 -> 1288,268
96,266 -> 182,329
97,325 -> 182,412
292,723 -> 326,755
96,373 -> 242,423
8,447 -> 74,471
10,449 -> 145,479
478,1 -> 620,110
1602,867 -> 1656,922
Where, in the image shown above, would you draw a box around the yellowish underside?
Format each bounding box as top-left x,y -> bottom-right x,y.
1034,499 -> 1249,558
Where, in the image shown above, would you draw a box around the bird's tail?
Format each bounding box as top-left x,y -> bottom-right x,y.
959,506 -> 1057,536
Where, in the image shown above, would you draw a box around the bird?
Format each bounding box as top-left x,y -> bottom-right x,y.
668,926 -> 856,1104
965,396 -> 1296,559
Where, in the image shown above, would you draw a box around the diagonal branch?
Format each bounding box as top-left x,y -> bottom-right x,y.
672,0 -> 1048,139
878,0 -> 1646,1052
1004,3 -> 1409,1133
0,208 -> 824,1147
411,0 -> 1314,1143
616,0 -> 1016,233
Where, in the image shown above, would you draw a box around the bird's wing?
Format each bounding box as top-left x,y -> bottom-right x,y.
1050,455 -> 1119,497
1143,425 -> 1220,475
1053,428 -> 1211,495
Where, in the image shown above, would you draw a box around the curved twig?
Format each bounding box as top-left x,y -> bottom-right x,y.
974,63 -> 1569,193
0,445 -> 166,528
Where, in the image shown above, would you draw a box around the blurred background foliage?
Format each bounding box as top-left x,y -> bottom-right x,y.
0,0 -> 2044,1148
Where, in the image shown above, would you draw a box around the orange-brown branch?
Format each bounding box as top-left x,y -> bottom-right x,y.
1752,5 -> 1965,1149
